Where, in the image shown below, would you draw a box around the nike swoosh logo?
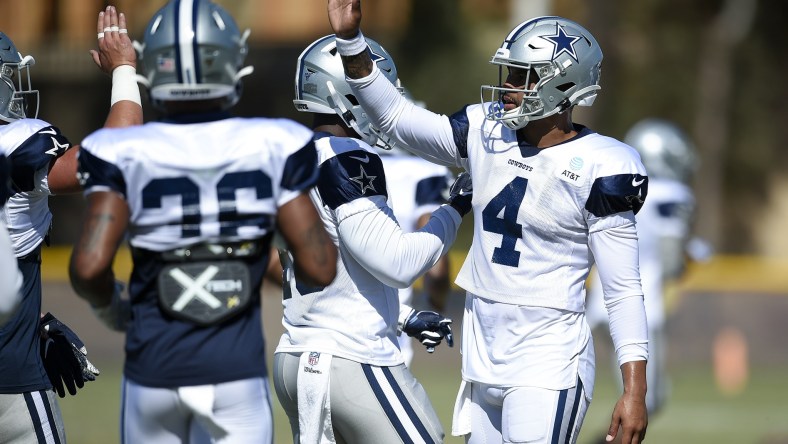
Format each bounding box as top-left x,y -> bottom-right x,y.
632,177 -> 645,187
349,155 -> 370,163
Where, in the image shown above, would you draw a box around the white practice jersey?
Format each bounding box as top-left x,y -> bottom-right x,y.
276,134 -> 460,366
587,178 -> 695,329
379,153 -> 451,306
80,117 -> 313,251
348,68 -> 649,388
0,119 -> 72,256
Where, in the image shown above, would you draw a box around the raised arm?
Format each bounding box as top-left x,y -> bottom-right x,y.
49,6 -> 142,194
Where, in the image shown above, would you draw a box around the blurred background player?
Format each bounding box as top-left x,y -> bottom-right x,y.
0,6 -> 140,443
0,153 -> 23,326
381,89 -> 454,366
68,1 -> 337,442
586,118 -> 699,442
273,34 -> 468,443
328,3 -> 650,443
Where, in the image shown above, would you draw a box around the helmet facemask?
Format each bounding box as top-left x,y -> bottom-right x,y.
0,55 -> 39,123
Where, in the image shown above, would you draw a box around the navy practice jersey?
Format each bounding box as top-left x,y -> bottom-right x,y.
0,118 -> 72,393
79,114 -> 318,387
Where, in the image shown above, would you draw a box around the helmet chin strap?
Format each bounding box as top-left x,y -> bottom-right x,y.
326,80 -> 377,146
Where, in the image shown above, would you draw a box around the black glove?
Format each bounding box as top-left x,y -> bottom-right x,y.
401,309 -> 454,353
40,313 -> 100,397
447,172 -> 473,216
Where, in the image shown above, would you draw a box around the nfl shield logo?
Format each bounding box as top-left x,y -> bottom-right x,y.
308,352 -> 320,366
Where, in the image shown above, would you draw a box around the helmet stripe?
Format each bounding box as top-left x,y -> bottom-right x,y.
173,0 -> 183,83
503,15 -> 561,48
191,0 -> 202,84
176,0 -> 197,85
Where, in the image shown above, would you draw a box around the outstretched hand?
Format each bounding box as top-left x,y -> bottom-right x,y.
327,0 -> 362,39
91,6 -> 136,74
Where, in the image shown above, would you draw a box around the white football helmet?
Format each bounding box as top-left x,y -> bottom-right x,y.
293,35 -> 402,150
482,16 -> 603,130
625,118 -> 698,183
135,0 -> 253,111
0,32 -> 38,123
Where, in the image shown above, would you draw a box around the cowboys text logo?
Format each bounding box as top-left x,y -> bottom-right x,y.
541,23 -> 582,62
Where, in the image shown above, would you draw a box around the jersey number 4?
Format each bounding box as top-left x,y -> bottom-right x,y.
482,177 -> 527,267
141,170 -> 273,238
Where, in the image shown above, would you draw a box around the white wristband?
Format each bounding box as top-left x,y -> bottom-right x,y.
335,31 -> 368,57
111,64 -> 141,107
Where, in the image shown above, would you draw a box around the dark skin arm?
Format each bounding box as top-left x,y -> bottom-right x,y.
69,191 -> 129,307
607,360 -> 649,443
276,193 -> 337,287
328,0 -> 373,79
49,6 -> 142,195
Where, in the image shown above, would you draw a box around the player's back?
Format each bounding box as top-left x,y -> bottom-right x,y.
81,116 -> 315,251
79,115 -> 317,387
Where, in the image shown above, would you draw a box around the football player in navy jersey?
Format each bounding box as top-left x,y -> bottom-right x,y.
0,6 -> 143,443
68,1 -> 337,442
0,154 -> 23,326
328,2 -> 649,443
272,35 -> 467,444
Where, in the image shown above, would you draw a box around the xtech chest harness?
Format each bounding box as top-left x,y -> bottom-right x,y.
142,240 -> 266,326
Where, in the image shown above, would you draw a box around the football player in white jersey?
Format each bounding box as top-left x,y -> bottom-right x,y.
272,35 -> 468,444
0,154 -> 23,326
0,7 -> 141,443
68,1 -> 337,443
328,3 -> 650,444
380,148 -> 453,366
586,118 -> 698,441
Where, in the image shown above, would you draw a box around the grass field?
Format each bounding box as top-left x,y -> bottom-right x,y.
39,247 -> 788,444
56,354 -> 788,443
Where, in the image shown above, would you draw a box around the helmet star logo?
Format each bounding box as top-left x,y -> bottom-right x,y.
369,47 -> 386,65
541,24 -> 582,62
350,165 -> 377,194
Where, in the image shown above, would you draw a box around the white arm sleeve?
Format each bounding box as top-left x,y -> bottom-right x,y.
589,219 -> 649,367
336,195 -> 461,289
0,221 -> 22,326
347,66 -> 463,168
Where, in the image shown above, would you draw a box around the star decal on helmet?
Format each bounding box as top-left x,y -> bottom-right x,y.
369,46 -> 386,65
350,165 -> 377,194
541,24 -> 582,62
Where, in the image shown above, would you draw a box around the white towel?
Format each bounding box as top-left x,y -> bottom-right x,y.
451,379 -> 472,436
177,385 -> 228,440
298,352 -> 336,444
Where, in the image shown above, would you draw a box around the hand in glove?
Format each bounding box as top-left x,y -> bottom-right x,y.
447,172 -> 473,217
401,309 -> 454,353
40,313 -> 100,397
